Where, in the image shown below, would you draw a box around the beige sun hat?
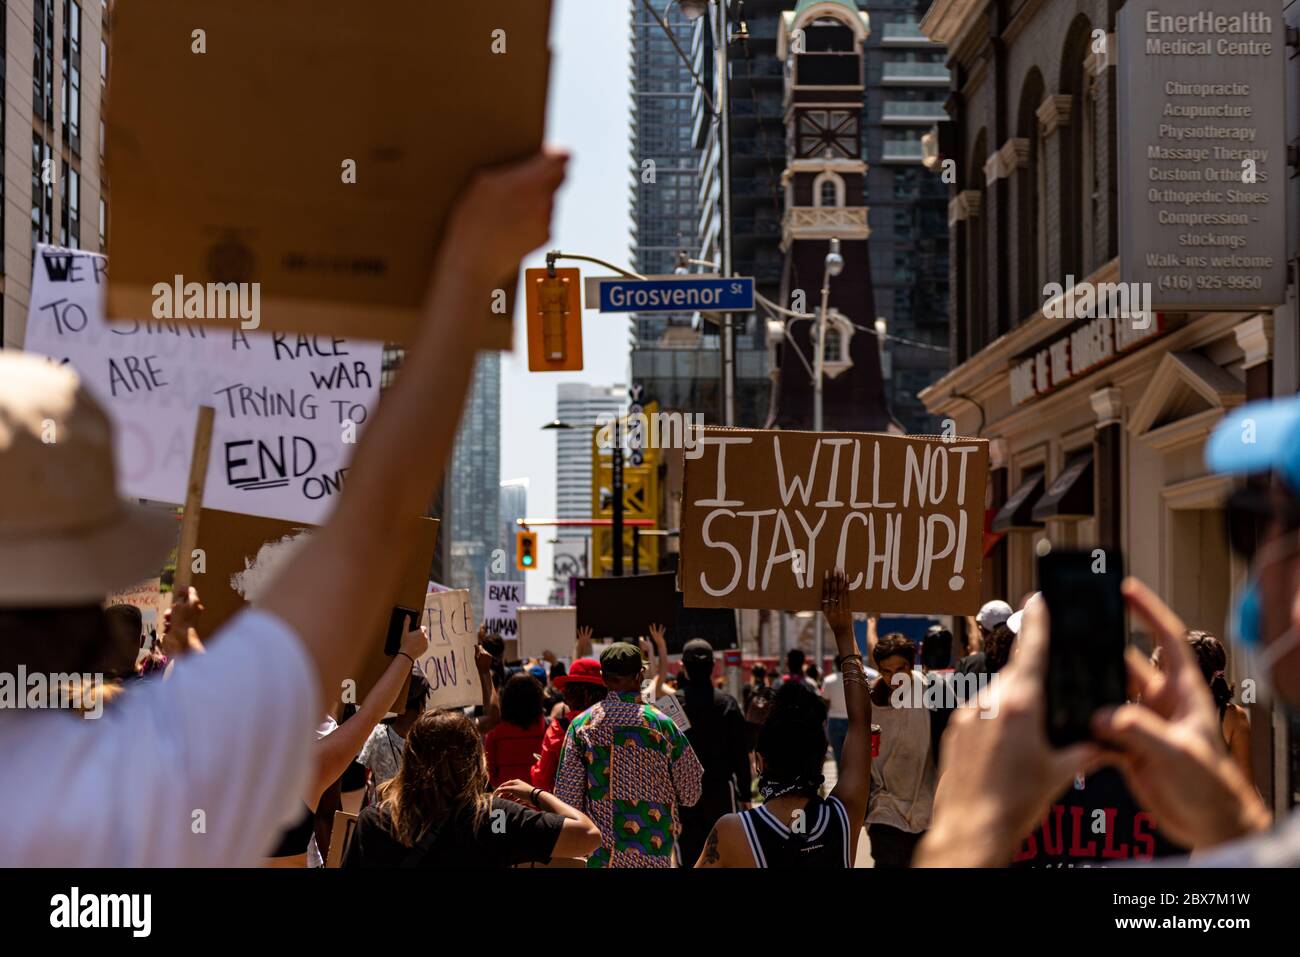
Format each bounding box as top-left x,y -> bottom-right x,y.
0,352 -> 177,606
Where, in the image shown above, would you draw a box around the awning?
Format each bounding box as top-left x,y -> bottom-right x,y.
982,505 -> 1006,557
1031,450 -> 1095,522
991,469 -> 1045,532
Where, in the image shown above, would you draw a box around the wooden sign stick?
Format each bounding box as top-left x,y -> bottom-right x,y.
172,405 -> 215,596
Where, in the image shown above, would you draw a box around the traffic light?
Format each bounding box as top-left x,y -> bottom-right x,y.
516,530 -> 538,571
524,267 -> 583,372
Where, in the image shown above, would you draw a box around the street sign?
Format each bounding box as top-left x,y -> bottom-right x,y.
585,275 -> 755,314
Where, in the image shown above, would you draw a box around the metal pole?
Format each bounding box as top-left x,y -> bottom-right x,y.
612,416 -> 625,577
813,261 -> 831,673
814,270 -> 829,434
632,525 -> 641,576
717,0 -> 736,428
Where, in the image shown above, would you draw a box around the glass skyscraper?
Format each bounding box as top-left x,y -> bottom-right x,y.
449,351 -> 501,620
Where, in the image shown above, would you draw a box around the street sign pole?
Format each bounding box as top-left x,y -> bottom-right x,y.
612,416 -> 624,577
716,0 -> 735,428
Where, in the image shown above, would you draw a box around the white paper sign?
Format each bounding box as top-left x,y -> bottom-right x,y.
517,605 -> 577,661
482,580 -> 524,639
655,693 -> 691,733
418,588 -> 482,711
22,245 -> 382,524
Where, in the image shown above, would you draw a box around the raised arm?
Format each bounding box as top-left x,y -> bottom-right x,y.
575,625 -> 593,660
161,587 -> 206,660
825,571 -> 871,828
259,152 -> 569,704
648,623 -> 669,700
310,622 -> 429,803
474,644 -> 501,735
494,780 -> 601,860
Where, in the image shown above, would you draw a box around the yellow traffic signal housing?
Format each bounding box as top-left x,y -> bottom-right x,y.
516,530 -> 539,571
524,267 -> 583,372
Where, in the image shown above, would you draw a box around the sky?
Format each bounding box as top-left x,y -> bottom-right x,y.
501,1 -> 635,604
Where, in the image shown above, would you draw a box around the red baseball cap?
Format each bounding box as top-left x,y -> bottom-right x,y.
552,657 -> 605,690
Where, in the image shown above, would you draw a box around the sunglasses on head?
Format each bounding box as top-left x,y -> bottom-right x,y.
1224,485 -> 1300,560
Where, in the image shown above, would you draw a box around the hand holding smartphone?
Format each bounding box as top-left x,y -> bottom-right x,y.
1038,548 -> 1128,748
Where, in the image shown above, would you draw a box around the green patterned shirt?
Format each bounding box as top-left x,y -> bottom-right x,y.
554,691 -> 704,867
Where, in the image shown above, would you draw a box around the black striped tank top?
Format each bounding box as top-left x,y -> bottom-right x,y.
737,795 -> 851,868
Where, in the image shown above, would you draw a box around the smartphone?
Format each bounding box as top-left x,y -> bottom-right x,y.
385,605 -> 422,656
1039,548 -> 1127,748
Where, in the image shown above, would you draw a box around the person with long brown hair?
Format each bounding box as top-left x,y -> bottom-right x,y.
342,710 -> 599,868
1152,630 -> 1254,783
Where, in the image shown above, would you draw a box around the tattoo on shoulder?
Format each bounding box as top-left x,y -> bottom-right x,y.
702,826 -> 721,864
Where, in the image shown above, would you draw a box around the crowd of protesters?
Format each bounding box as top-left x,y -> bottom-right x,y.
2,149 -> 1299,871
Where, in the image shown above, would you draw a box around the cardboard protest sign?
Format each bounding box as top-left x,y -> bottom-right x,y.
574,574 -> 738,653
673,593 -> 738,655
23,246 -> 382,525
418,589 -> 483,711
190,509 -> 438,701
576,573 -> 676,643
104,0 -> 553,349
325,811 -> 359,869
517,606 -> 576,661
680,428 -> 988,615
482,581 -> 524,640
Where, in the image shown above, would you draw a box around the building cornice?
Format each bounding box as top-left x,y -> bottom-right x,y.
921,307 -> 1247,438
1233,314 -> 1274,369
948,189 -> 982,226
984,138 -> 1029,184
1036,94 -> 1072,138
921,0 -> 987,47
781,158 -> 869,183
1090,387 -> 1124,427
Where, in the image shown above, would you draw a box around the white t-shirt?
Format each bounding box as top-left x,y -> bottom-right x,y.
358,723 -> 405,787
0,608 -> 318,867
867,670 -> 935,834
821,672 -> 848,719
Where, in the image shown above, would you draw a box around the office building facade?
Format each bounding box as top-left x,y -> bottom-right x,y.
3,0 -> 109,349
862,0 -> 951,432
919,0 -> 1297,817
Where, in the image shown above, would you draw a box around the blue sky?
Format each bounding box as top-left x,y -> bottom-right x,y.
502,1 -> 635,603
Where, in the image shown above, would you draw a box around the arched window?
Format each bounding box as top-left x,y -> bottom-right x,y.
968,129 -> 988,352
1058,17 -> 1093,281
1079,60 -> 1099,277
820,310 -> 854,377
823,322 -> 843,362
813,171 -> 845,208
1016,69 -> 1045,322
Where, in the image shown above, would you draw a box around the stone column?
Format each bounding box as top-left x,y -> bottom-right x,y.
1090,386 -> 1124,552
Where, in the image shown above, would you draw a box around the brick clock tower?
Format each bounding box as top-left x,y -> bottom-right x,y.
770,0 -> 893,433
